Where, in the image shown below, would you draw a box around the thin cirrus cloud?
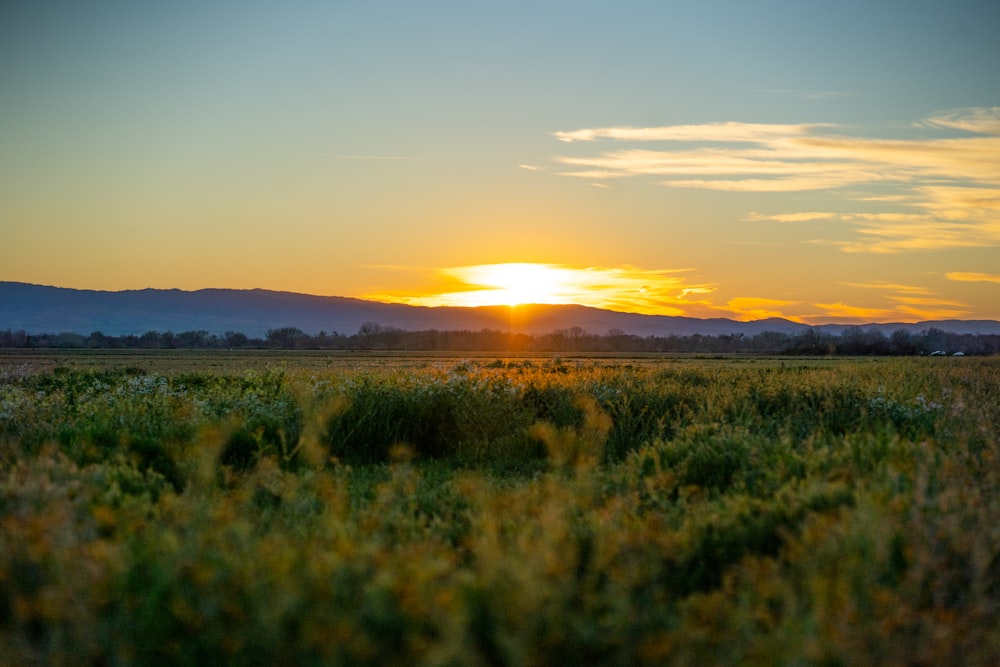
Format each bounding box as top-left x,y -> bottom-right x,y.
812,302 -> 898,321
946,271 -> 1000,283
819,281 -> 973,322
724,297 -> 800,322
551,108 -> 1000,253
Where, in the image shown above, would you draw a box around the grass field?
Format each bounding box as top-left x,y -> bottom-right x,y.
1,351 -> 998,665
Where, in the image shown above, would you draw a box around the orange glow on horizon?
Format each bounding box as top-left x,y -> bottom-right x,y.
445,263 -> 576,307
366,263 -> 715,315
362,262 -> 997,324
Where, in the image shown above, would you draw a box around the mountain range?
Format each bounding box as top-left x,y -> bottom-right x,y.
3,282 -> 1000,338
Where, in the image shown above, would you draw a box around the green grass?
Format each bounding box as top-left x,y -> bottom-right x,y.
1,354 -> 998,665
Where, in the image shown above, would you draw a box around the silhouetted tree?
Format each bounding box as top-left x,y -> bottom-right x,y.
225,331 -> 249,348
890,329 -> 917,355
266,327 -> 308,348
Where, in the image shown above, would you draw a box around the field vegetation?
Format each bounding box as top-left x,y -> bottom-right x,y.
1,352 -> 998,665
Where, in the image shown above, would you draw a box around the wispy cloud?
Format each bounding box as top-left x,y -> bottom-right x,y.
553,122 -> 829,144
815,302 -> 969,324
887,295 -> 969,308
840,281 -> 935,295
725,297 -> 801,322
922,107 -> 1000,135
747,211 -> 836,223
947,271 -> 1000,283
550,108 -> 1000,252
813,302 -> 898,321
893,304 -> 972,320
810,281 -> 972,322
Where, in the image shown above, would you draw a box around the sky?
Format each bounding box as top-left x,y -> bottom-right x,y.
2,0 -> 999,324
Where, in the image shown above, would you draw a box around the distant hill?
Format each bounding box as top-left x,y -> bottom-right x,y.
3,282 -> 999,338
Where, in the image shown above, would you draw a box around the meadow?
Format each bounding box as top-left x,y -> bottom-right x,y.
1,350 -> 998,665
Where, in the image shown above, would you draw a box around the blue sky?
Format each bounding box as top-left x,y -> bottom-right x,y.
2,1 -> 999,322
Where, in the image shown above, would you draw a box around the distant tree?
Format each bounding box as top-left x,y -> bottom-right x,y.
751,331 -> 790,353
266,327 -> 308,348
0,330 -> 27,347
837,326 -> 866,354
224,331 -> 249,348
541,330 -> 568,351
176,330 -> 211,348
86,331 -> 115,348
863,328 -> 890,355
51,333 -> 86,348
790,328 -> 829,355
890,329 -> 917,355
921,327 -> 948,353
138,331 -> 162,348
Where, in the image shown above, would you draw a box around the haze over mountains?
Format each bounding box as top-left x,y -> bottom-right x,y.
3,282 -> 1000,339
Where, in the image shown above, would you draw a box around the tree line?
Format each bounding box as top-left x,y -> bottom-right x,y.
1,323 -> 997,355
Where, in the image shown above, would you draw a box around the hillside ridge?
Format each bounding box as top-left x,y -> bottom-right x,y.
3,281 -> 999,338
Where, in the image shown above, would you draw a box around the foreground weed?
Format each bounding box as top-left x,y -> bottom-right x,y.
0,358 -> 997,665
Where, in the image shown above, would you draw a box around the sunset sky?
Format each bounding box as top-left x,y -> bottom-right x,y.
2,1 -> 999,323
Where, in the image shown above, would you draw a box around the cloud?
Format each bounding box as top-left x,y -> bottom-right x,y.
679,287 -> 714,298
947,271 -> 1000,283
747,212 -> 836,223
813,282 -> 971,322
887,295 -> 969,308
840,281 -> 935,295
813,302 -> 897,321
894,304 -> 972,320
552,122 -> 829,143
725,297 -> 801,322
551,108 -> 1000,252
922,107 -> 1000,135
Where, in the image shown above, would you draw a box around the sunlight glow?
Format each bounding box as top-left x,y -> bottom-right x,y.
364,260 -> 993,323
446,263 -> 573,307
367,263 -> 715,314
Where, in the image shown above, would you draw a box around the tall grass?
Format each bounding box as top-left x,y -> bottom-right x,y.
0,357 -> 997,665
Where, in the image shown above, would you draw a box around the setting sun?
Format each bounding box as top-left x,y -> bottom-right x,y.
449,263 -> 573,307
366,263 -> 720,315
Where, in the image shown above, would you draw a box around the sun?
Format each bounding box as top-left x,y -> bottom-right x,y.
454,263 -> 571,307
366,262 -> 712,315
